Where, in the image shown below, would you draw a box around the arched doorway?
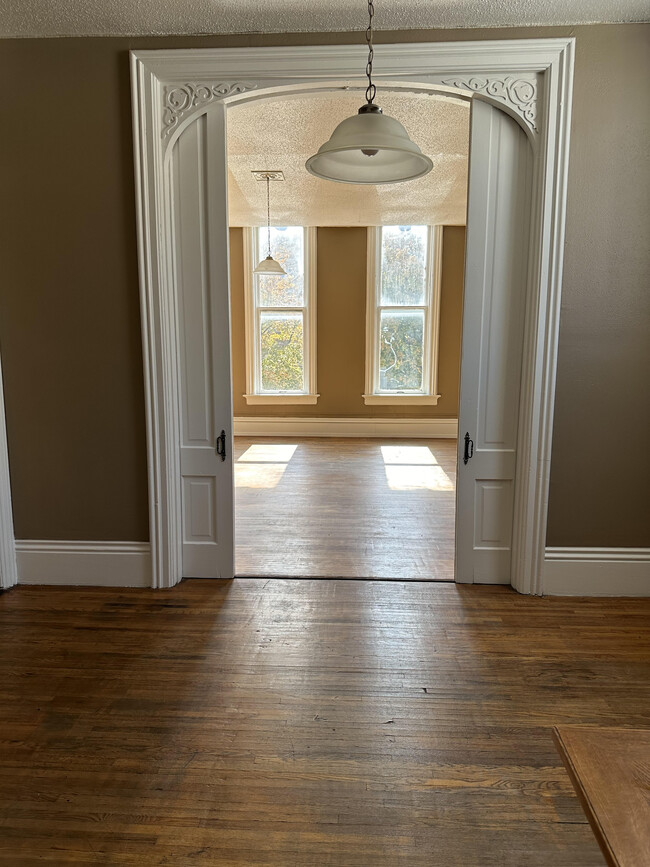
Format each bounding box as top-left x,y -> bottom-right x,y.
130,39 -> 575,592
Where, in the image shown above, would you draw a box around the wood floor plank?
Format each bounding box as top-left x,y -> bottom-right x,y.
1,581 -> 649,864
234,437 -> 457,579
553,726 -> 650,867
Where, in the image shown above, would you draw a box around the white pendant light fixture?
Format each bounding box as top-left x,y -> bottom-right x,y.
305,1 -> 433,185
253,171 -> 287,275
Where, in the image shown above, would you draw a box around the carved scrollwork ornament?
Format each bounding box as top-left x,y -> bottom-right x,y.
441,75 -> 539,135
162,82 -> 258,138
162,76 -> 538,140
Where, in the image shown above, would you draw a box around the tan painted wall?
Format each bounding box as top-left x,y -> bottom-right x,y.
230,226 -> 464,419
0,25 -> 648,545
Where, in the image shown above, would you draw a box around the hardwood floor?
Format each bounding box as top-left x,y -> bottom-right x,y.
234,437 -> 456,579
2,579 -> 649,865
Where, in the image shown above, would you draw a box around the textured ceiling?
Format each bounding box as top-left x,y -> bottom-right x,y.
227,92 -> 470,227
1,0 -> 647,37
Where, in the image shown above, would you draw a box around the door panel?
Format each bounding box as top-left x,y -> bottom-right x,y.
172,110 -> 234,579
456,100 -> 532,584
183,477 -> 217,541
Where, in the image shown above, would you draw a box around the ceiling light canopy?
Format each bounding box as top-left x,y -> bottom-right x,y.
305,1 -> 433,185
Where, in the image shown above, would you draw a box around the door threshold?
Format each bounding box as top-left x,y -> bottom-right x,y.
233,574 -> 456,583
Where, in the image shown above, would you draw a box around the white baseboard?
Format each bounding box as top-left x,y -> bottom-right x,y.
543,547 -> 650,596
13,540 -> 649,594
16,541 -> 152,587
233,416 -> 458,439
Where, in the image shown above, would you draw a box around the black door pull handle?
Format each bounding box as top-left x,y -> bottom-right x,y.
463,432 -> 474,465
216,430 -> 227,461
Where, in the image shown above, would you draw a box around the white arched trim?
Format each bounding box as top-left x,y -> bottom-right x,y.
130,39 -> 575,593
161,80 -> 476,158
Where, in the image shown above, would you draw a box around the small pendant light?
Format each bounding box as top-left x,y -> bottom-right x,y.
253,172 -> 287,275
305,1 -> 433,185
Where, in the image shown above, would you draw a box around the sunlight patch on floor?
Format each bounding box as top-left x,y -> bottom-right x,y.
235,463 -> 288,488
381,445 -> 454,491
381,445 -> 438,465
237,444 -> 298,463
235,443 -> 298,488
384,464 -> 454,491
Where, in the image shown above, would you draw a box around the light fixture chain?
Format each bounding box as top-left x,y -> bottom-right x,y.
266,175 -> 271,256
365,0 -> 376,105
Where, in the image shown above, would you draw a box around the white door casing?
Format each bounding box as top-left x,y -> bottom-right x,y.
172,109 -> 234,579
456,101 -> 532,584
130,40 -> 575,590
0,354 -> 17,590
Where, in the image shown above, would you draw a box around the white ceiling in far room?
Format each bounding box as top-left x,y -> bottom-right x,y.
227,91 -> 470,227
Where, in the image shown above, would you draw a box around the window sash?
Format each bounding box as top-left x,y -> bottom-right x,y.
254,226 -> 305,309
256,307 -> 307,394
379,225 -> 430,307
375,305 -> 429,394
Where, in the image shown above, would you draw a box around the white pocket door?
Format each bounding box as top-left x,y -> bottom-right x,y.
456,100 -> 533,584
172,109 -> 234,579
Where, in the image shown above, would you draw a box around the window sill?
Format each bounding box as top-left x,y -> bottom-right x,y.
362,394 -> 441,406
244,393 -> 320,406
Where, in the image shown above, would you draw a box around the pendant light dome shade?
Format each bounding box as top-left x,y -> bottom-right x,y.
306,105 -> 433,185
254,254 -> 287,275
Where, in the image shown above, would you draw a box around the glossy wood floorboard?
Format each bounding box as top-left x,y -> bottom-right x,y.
234,437 -> 456,579
2,580 -> 650,865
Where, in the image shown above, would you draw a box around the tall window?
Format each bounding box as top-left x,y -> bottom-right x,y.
243,227 -> 318,405
364,225 -> 443,405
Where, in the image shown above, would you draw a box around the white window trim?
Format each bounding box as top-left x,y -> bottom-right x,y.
364,225 -> 443,406
242,226 -> 318,405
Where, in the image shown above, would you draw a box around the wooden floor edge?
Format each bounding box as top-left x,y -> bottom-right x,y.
552,727 -> 618,867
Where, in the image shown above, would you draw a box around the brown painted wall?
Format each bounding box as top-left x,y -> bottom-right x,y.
545,25 -> 650,547
230,226 -> 464,419
0,25 -> 648,545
